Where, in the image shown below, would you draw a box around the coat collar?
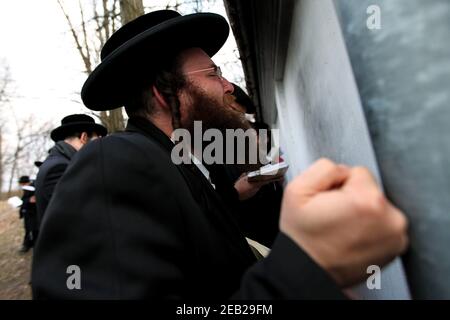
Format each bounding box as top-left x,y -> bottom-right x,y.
126,116 -> 214,187
125,116 -> 175,154
125,116 -> 257,264
52,141 -> 77,161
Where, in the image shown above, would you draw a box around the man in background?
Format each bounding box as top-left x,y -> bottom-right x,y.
17,176 -> 39,253
35,114 -> 107,224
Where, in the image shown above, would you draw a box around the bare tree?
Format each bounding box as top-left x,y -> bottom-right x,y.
57,0 -> 126,133
0,63 -> 55,197
0,62 -> 12,194
0,63 -> 11,104
161,0 -> 217,13
120,0 -> 144,23
3,112 -> 53,196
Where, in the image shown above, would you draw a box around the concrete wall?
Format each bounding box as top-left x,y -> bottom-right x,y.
334,0 -> 450,299
272,0 -> 410,299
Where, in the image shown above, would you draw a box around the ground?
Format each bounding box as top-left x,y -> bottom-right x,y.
0,201 -> 32,299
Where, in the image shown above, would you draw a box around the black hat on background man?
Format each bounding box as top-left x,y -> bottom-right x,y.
81,10 -> 229,111
50,114 -> 107,142
231,83 -> 256,114
18,176 -> 31,184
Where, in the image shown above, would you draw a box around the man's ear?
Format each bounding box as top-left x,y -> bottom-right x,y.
80,132 -> 89,144
152,85 -> 170,110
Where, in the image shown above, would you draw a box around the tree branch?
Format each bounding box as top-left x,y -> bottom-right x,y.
57,0 -> 92,74
79,0 -> 92,73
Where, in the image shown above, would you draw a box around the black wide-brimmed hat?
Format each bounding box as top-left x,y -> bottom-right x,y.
34,161 -> 43,168
18,176 -> 30,184
232,83 -> 256,114
81,10 -> 230,111
50,114 -> 108,142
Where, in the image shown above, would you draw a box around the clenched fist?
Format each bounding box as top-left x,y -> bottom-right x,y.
279,158 -> 409,287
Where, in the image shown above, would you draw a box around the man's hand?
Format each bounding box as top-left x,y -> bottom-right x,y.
234,173 -> 283,201
279,158 -> 409,288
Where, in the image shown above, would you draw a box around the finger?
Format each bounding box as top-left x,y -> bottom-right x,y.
344,167 -> 380,195
291,158 -> 351,193
255,174 -> 285,185
390,206 -> 410,254
254,178 -> 279,187
239,172 -> 248,179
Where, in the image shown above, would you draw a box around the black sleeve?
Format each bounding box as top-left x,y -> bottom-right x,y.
234,183 -> 283,247
20,191 -> 32,218
40,163 -> 68,209
232,233 -> 347,300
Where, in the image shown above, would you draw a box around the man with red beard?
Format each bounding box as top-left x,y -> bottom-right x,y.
32,10 -> 408,299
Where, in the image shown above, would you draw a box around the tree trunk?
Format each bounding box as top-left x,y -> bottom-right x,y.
7,147 -> 19,197
105,109 -> 125,133
58,0 -> 128,134
102,0 -> 145,133
120,0 -> 144,24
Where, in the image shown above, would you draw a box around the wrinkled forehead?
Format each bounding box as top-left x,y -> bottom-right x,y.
177,47 -> 215,71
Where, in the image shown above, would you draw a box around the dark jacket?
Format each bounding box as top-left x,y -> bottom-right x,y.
32,117 -> 345,299
20,184 -> 39,242
20,187 -> 36,219
35,141 -> 77,223
208,164 -> 282,248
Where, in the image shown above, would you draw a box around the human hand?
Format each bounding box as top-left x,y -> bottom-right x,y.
279,158 -> 409,287
234,172 -> 284,201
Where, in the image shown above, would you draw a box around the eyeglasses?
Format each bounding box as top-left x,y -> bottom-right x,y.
185,65 -> 223,79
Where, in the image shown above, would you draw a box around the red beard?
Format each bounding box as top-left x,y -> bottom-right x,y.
179,83 -> 263,171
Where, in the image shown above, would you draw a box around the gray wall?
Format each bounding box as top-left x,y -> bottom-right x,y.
272,0 -> 410,299
334,0 -> 450,299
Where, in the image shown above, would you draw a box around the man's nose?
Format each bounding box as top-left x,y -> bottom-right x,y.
222,77 -> 234,94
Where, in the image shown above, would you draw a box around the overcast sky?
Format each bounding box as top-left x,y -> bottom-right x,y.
0,0 -> 244,132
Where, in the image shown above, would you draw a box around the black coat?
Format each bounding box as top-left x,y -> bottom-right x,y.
20,186 -> 39,233
35,141 -> 77,223
208,164 -> 283,248
32,117 -> 344,299
20,188 -> 36,219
